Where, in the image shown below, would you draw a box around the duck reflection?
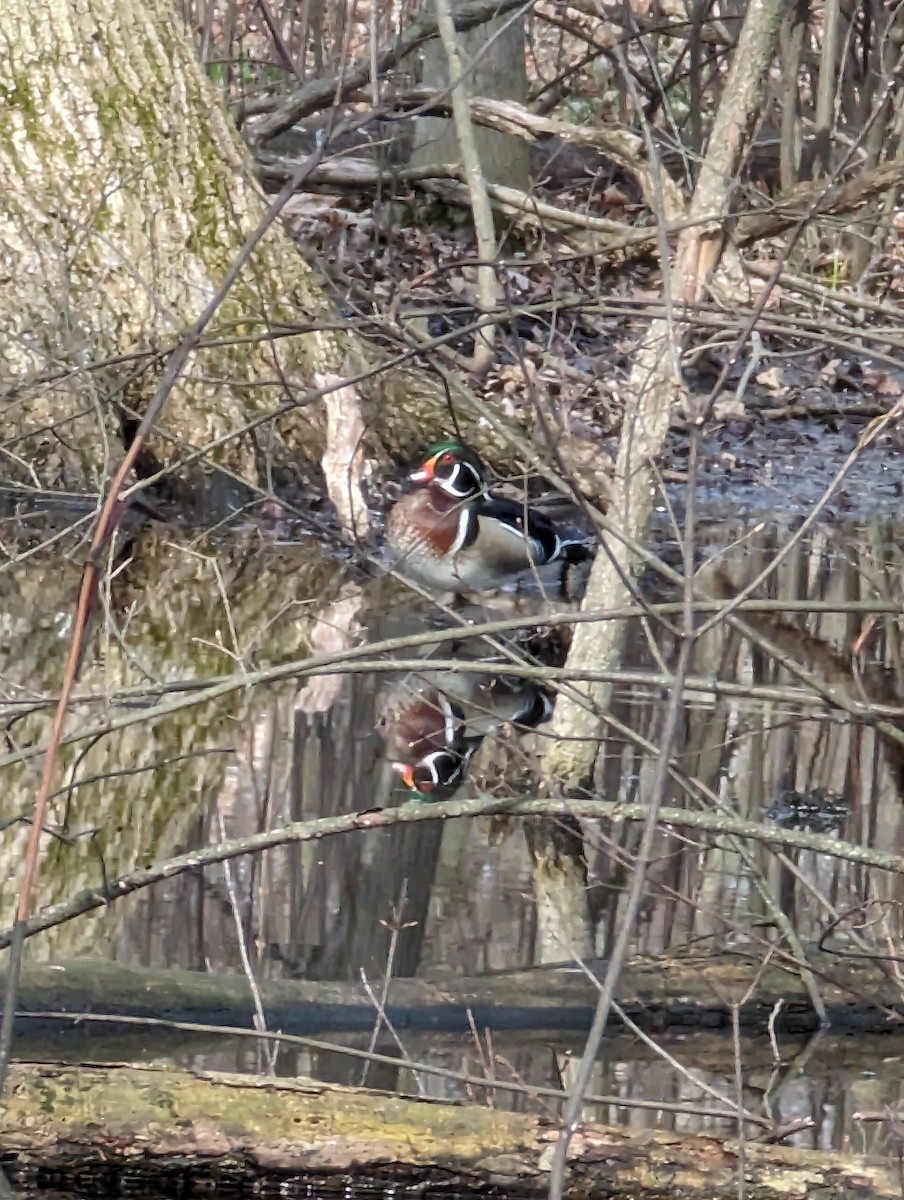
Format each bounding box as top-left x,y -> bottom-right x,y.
377,669 -> 553,802
765,787 -> 849,834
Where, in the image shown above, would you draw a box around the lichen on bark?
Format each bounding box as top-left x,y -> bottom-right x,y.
0,0 -> 341,486
0,0 -> 366,951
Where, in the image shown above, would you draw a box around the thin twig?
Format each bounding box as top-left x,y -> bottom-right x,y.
216,809 -> 275,1073
1,797 -> 901,956
361,888 -> 416,1087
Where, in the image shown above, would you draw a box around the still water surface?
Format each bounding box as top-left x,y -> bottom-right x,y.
7,469 -> 904,1187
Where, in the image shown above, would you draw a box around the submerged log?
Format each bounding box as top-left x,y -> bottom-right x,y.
9,947 -> 904,1041
2,1061 -> 896,1199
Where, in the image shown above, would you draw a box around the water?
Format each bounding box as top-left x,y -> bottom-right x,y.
4,449 -> 904,1189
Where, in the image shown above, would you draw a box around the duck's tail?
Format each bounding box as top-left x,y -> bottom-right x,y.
554,532 -> 596,563
513,686 -> 556,728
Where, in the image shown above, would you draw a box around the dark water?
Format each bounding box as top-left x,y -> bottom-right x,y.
691,412 -> 904,524
7,430 -> 904,1192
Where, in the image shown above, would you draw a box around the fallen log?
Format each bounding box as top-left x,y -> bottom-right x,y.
2,1062 -> 896,1199
9,948 -> 904,1042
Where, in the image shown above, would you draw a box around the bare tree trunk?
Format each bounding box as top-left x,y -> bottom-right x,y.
408,0 -> 530,190
540,0 -> 784,790
0,0 -> 525,489
0,0 -> 493,954
0,0 -> 328,485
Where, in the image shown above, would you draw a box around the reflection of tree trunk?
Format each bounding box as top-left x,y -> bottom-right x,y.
274,611 -> 445,1088
707,563 -> 904,773
0,0 -> 489,957
285,610 -> 445,995
1,529 -> 345,957
524,817 -> 593,962
5,1061 -> 900,1198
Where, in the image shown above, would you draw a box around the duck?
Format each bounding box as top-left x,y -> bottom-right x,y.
378,669 -> 554,802
386,441 -> 593,593
380,685 -> 483,801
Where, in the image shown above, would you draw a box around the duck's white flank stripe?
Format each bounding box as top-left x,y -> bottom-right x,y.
448,506 -> 474,556
439,694 -> 458,746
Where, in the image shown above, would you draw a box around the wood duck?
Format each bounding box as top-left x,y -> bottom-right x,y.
386,442 -> 593,593
381,687 -> 483,801
377,670 -> 553,802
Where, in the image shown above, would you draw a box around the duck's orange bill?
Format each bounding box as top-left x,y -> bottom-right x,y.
391,761 -> 416,789
408,454 -> 440,484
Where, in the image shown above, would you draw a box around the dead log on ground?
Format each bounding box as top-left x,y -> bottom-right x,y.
2,1062 -> 896,1199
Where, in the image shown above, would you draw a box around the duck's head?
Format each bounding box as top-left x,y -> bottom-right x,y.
390,745 -> 476,802
408,442 -> 486,500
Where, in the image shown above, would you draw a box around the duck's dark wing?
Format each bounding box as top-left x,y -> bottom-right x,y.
476,496 -> 593,563
460,676 -> 555,734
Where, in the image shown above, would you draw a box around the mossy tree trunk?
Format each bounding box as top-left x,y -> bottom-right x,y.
0,0 -> 330,486
0,0 -> 487,955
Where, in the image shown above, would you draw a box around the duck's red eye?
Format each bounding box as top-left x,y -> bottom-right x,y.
438,452 -> 455,467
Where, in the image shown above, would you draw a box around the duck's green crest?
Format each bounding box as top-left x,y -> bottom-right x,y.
426,440 -> 466,457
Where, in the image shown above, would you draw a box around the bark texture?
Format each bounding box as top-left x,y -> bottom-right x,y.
409,4 -> 530,190
0,0 -> 331,483
2,1062 -> 897,1199
0,0 -> 495,482
0,0 -> 526,957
